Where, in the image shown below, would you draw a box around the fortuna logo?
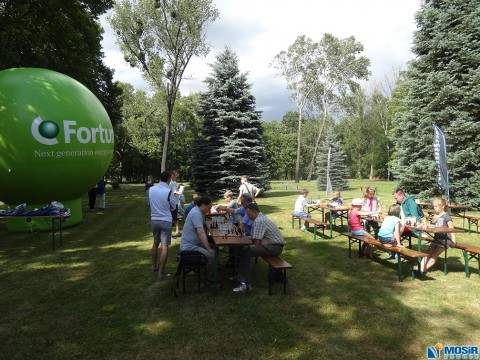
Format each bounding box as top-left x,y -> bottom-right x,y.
31,116 -> 59,145
31,116 -> 113,145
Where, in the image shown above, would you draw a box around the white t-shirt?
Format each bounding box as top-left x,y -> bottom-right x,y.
239,182 -> 258,198
169,180 -> 180,202
294,195 -> 308,212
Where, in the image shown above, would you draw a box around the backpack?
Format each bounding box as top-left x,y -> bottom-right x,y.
244,183 -> 256,199
417,204 -> 424,218
171,250 -> 206,297
270,268 -> 288,285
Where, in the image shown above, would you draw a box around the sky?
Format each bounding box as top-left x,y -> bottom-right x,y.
100,0 -> 421,121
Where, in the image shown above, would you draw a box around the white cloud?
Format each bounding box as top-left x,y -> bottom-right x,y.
100,0 -> 421,120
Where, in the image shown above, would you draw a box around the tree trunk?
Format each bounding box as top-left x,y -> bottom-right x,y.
295,110 -> 303,183
386,143 -> 391,180
161,101 -> 174,172
306,98 -> 328,181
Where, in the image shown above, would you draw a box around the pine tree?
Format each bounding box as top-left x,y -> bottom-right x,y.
316,128 -> 349,193
191,47 -> 270,198
392,0 -> 480,206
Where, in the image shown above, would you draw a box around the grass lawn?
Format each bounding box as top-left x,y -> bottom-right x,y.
1,179 -> 479,360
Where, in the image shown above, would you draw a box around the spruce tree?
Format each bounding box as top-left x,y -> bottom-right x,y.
392,0 -> 480,206
316,127 -> 349,193
191,47 -> 270,198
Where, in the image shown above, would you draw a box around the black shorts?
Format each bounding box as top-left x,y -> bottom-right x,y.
171,205 -> 178,221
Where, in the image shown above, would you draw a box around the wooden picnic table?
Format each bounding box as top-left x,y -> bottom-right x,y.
416,201 -> 433,209
307,203 -> 350,237
211,234 -> 251,296
406,224 -> 464,274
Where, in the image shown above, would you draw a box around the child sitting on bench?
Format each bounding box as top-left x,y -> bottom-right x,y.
349,198 -> 377,259
378,204 -> 404,249
293,189 -> 315,231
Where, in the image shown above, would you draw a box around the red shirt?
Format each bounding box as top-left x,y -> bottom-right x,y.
349,208 -> 363,231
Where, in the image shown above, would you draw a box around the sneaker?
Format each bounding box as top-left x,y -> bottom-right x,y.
300,225 -> 307,231
158,273 -> 171,281
228,274 -> 238,281
233,282 -> 251,293
386,253 -> 398,260
151,264 -> 159,272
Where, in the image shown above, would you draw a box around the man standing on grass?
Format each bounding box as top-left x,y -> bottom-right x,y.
150,171 -> 177,280
232,202 -> 284,293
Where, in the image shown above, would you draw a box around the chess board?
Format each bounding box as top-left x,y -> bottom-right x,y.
206,219 -> 243,237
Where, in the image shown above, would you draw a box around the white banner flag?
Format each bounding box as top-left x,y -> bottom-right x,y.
326,146 -> 332,195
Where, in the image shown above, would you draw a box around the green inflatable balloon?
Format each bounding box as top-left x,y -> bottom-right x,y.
0,68 -> 114,231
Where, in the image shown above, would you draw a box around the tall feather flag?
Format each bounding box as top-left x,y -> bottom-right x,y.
326,146 -> 332,195
433,124 -> 450,202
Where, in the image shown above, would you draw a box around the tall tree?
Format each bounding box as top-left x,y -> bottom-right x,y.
392,0 -> 480,206
263,120 -> 297,180
271,34 -> 370,182
305,34 -> 370,181
0,0 -> 122,125
109,0 -> 219,171
337,87 -> 389,179
167,95 -> 203,179
191,47 -> 270,198
271,35 -> 318,183
316,127 -> 349,192
386,72 -> 409,180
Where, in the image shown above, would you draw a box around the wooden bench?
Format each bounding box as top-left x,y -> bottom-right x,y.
341,232 -> 428,281
291,214 -> 327,240
280,182 -> 299,190
454,242 -> 480,278
455,214 -> 480,233
262,255 -> 292,296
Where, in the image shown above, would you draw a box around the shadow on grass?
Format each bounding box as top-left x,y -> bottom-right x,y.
0,183 -> 479,360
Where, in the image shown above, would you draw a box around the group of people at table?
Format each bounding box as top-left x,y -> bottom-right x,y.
149,173 -> 283,293
294,186 -> 458,277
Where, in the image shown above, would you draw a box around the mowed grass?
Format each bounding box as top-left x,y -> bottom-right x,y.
0,179 -> 479,360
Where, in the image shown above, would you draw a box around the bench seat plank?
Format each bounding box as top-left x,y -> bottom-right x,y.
455,214 -> 480,233
262,255 -> 292,296
341,232 -> 427,281
454,242 -> 480,278
262,255 -> 292,269
291,214 -> 328,240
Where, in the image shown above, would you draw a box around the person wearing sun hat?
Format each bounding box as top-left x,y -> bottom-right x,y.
349,198 -> 379,258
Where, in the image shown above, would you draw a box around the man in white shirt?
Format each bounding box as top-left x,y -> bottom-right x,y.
150,171 -> 177,280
